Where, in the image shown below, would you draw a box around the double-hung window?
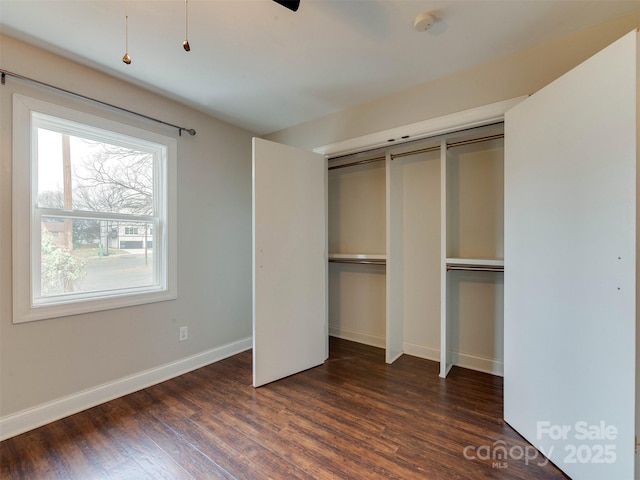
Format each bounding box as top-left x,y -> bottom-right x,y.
13,94 -> 177,323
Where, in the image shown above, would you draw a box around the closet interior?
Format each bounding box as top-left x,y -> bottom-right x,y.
327,123 -> 505,378
328,151 -> 387,350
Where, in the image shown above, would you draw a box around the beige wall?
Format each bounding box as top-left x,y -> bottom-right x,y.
266,12 -> 639,150
0,35 -> 254,417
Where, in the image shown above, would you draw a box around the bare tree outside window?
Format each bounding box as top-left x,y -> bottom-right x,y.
72,142 -> 153,216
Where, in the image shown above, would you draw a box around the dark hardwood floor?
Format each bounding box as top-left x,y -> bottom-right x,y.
1,338 -> 569,479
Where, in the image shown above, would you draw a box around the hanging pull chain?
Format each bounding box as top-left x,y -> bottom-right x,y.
122,0 -> 132,64
183,0 -> 191,52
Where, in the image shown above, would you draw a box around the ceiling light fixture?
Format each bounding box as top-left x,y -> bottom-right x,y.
122,0 -> 131,64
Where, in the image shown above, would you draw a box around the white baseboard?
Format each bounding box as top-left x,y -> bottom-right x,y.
329,326 -> 385,349
401,342 -> 504,377
402,342 -> 440,363
0,336 -> 252,441
331,333 -> 503,377
452,351 -> 504,377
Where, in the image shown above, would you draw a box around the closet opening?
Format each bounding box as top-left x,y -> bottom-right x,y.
326,123 -> 505,379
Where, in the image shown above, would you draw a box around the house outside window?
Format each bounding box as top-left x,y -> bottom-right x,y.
12,94 -> 177,323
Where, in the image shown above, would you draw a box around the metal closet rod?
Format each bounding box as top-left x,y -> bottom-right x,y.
0,69 -> 197,137
447,133 -> 504,149
446,265 -> 504,272
391,144 -> 440,160
332,132 -> 505,168
328,156 -> 386,171
329,258 -> 386,265
391,133 -> 505,160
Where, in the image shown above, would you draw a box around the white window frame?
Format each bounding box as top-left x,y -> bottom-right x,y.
12,94 -> 177,323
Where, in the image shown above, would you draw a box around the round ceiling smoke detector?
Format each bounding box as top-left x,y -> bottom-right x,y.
413,12 -> 435,32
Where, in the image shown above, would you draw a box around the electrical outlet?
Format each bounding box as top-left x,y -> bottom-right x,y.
179,326 -> 188,341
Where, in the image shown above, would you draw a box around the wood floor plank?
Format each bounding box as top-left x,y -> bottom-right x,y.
44,419 -> 108,479
278,407 -> 426,479
95,401 -> 196,480
62,408 -> 152,479
190,408 -> 317,480
0,428 -> 73,479
257,381 -> 395,455
214,402 -> 356,480
132,409 -> 238,480
0,338 -> 570,479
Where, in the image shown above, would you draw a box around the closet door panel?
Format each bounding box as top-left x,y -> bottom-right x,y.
504,31 -> 637,480
252,138 -> 327,387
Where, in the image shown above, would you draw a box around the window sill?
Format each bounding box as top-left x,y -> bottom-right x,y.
14,288 -> 177,324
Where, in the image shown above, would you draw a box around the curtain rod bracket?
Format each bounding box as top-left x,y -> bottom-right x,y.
179,127 -> 197,137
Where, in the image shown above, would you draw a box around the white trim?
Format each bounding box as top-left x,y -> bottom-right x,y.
328,328 -> 385,349
402,342 -> 440,363
451,351 -> 504,377
402,342 -> 503,376
0,337 -> 252,441
439,139 -> 449,378
313,97 -> 527,158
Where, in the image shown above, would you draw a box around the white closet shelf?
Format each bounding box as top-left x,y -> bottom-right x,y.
328,253 -> 386,265
446,257 -> 503,266
446,258 -> 504,272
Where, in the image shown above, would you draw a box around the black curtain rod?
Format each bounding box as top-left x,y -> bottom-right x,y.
0,69 -> 196,137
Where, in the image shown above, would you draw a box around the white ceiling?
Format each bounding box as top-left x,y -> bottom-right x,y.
1,0 -> 638,135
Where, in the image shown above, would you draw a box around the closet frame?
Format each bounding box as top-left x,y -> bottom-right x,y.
314,97 -> 526,378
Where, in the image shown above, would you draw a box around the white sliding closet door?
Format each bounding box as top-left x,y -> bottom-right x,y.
504,31 -> 637,480
252,138 -> 328,387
